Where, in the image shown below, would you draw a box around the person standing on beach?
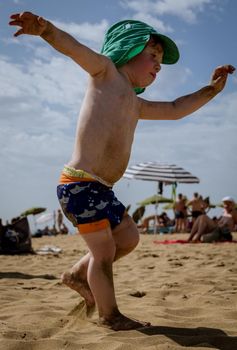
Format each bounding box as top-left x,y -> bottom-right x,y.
187,192 -> 205,225
9,11 -> 235,331
173,193 -> 187,232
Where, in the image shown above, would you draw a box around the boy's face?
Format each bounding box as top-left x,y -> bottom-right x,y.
126,37 -> 164,88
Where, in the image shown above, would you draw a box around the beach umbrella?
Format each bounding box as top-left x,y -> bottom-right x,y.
163,203 -> 175,211
20,207 -> 47,231
20,207 -> 46,217
123,161 -> 200,233
124,161 -> 199,198
138,195 -> 173,206
124,161 -> 199,185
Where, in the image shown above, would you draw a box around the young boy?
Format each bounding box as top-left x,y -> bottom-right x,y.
9,12 -> 235,331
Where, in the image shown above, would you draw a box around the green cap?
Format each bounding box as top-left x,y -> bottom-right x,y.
101,20 -> 180,94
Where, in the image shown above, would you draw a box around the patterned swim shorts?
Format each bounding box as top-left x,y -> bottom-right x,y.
57,174 -> 125,234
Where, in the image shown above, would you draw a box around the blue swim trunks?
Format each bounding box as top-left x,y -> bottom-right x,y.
57,170 -> 126,234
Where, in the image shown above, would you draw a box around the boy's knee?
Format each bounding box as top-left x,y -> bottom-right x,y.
92,247 -> 116,264
123,226 -> 140,250
129,232 -> 139,249
117,234 -> 139,258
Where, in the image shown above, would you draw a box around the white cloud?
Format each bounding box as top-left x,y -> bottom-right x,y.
151,0 -> 213,23
120,0 -> 174,32
129,12 -> 173,33
120,0 -> 215,24
52,19 -> 109,48
0,54 -> 87,108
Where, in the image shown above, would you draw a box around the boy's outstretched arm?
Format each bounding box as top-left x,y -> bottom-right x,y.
9,12 -> 109,76
139,65 -> 235,120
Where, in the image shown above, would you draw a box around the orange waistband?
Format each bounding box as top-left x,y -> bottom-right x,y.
59,172 -> 96,184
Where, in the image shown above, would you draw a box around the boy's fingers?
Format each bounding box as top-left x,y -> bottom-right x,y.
10,11 -> 33,21
227,65 -> 235,74
215,65 -> 235,76
14,29 -> 24,37
212,65 -> 233,80
10,13 -> 20,19
9,20 -> 23,26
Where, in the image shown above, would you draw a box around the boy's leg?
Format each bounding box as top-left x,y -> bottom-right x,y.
62,215 -> 150,330
79,223 -> 148,330
62,214 -> 139,302
61,214 -> 139,311
99,214 -> 151,330
112,213 -> 140,260
80,226 -> 118,319
81,216 -> 149,330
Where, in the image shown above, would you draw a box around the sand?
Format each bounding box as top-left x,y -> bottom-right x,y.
0,232 -> 237,350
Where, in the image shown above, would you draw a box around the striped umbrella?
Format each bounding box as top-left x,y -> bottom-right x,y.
123,162 -> 200,232
123,161 -> 200,184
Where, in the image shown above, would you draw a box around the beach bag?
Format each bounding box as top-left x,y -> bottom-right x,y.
0,217 -> 33,254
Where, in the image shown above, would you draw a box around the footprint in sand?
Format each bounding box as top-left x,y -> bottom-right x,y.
129,291 -> 146,298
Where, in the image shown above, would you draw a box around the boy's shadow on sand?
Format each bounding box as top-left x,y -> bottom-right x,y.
0,271 -> 57,280
139,325 -> 237,350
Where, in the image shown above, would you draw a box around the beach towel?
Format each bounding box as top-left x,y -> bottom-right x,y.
101,19 -> 179,94
153,239 -> 237,245
154,239 -> 190,244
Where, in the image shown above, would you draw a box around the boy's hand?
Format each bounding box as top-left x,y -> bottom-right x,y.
210,64 -> 235,93
9,12 -> 47,37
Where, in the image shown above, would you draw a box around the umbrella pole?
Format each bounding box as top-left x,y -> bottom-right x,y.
33,216 -> 37,232
154,203 -> 158,234
154,183 -> 159,234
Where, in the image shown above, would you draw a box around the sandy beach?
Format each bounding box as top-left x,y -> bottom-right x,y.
0,232 -> 237,350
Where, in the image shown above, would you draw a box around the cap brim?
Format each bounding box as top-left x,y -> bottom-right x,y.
151,32 -> 179,64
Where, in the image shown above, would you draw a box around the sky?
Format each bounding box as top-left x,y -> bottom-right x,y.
0,0 -> 236,229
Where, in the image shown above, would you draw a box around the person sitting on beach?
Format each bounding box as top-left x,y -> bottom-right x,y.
141,212 -> 173,233
9,11 -> 235,330
140,214 -> 157,233
188,196 -> 237,242
158,212 -> 173,226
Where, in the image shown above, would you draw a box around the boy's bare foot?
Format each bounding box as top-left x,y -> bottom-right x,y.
100,312 -> 151,331
61,271 -> 95,308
